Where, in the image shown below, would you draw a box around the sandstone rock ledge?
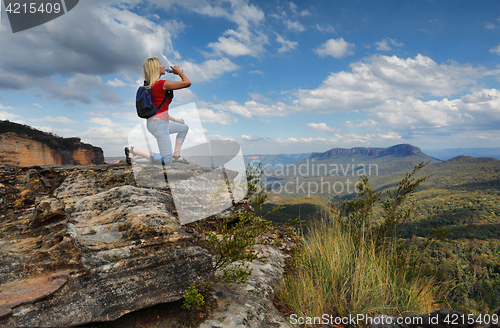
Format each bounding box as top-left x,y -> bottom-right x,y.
200,244 -> 293,328
0,163 -> 232,327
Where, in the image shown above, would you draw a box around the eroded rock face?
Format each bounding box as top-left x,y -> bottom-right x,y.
0,132 -> 105,167
0,163 -> 232,327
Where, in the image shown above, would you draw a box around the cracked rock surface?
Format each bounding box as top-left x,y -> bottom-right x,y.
0,164 -> 218,327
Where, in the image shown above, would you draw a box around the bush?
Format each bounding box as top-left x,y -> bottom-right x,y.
277,163 -> 450,322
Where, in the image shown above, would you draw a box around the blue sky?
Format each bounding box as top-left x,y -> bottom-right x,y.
1,0 -> 499,156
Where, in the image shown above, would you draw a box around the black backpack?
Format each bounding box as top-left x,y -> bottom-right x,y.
136,81 -> 173,119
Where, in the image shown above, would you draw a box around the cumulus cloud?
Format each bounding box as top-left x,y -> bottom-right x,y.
314,38 -> 355,58
34,116 -> 78,124
297,54 -> 492,112
89,117 -> 118,127
315,24 -> 336,33
285,19 -> 306,33
368,89 -> 500,137
207,27 -> 269,57
0,111 -> 20,120
306,123 -> 337,132
490,45 -> 500,55
375,38 -> 404,51
180,58 -> 240,82
0,0 -> 245,103
0,4 -> 176,85
206,54 -> 499,141
276,34 -> 298,53
79,126 -> 132,154
207,99 -> 299,119
196,107 -> 238,125
43,74 -> 124,104
200,1 -> 268,58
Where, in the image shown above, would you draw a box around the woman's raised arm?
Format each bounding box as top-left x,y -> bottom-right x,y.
162,66 -> 191,90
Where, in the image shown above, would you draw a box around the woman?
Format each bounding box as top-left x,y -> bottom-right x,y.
126,57 -> 191,165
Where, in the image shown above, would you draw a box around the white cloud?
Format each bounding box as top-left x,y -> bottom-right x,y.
378,132 -> 402,140
79,126 -> 133,156
0,111 -> 20,120
197,107 -> 237,125
180,58 -> 240,82
368,89 -> 500,137
42,74 -> 124,105
485,22 -> 496,29
306,123 -> 337,132
107,78 -> 136,88
33,103 -> 43,108
490,45 -> 500,55
249,70 -> 264,75
170,88 -> 198,104
31,126 -> 73,135
0,104 -> 13,110
276,34 -> 298,53
111,111 -> 140,122
0,4 -> 177,93
297,54 -> 492,112
206,26 -> 269,57
285,19 -> 306,33
207,99 -> 299,119
315,24 -> 336,33
187,0 -> 265,26
34,116 -> 78,124
375,39 -> 391,51
314,38 -> 355,58
375,38 -> 404,51
90,117 -> 118,127
241,134 -> 263,141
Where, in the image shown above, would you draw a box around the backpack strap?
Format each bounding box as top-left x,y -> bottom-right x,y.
144,80 -> 173,111
157,93 -> 169,110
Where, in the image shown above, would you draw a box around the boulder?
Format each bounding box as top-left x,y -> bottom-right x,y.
0,163 -> 243,327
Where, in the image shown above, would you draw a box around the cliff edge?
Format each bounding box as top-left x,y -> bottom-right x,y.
0,121 -> 104,166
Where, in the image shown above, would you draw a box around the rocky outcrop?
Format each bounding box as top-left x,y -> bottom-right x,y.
0,163 -> 247,327
0,121 -> 104,166
200,243 -> 293,328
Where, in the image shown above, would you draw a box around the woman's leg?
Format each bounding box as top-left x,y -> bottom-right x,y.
127,147 -> 150,159
169,121 -> 189,157
147,117 -> 173,165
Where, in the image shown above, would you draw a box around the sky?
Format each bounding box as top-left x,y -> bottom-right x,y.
0,0 -> 500,157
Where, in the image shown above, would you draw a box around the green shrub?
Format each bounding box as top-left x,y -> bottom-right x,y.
278,163 -> 450,322
182,281 -> 211,310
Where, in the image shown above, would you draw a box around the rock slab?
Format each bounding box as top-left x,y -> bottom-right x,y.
0,164 -> 216,327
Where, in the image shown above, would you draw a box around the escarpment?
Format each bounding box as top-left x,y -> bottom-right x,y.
0,120 -> 104,166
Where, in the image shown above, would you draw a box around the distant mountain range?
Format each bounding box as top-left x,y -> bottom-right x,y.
105,144 -> 500,166
264,144 -> 438,184
422,147 -> 500,160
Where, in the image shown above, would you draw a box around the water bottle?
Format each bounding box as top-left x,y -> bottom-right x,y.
165,66 -> 183,74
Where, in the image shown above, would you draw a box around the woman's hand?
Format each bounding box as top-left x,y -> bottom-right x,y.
171,65 -> 182,75
162,66 -> 191,90
170,116 -> 185,124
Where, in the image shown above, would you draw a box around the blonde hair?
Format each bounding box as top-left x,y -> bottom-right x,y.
143,57 -> 162,89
